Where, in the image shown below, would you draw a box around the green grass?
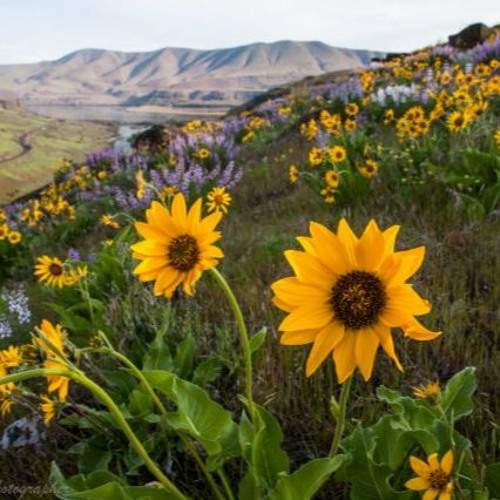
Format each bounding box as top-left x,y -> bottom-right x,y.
0,109 -> 116,204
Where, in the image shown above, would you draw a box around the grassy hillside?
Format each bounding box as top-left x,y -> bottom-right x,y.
0,108 -> 116,204
0,34 -> 499,499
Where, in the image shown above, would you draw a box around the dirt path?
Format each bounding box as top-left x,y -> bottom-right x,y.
0,131 -> 33,163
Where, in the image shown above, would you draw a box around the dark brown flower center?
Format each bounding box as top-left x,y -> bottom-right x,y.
49,263 -> 63,276
330,271 -> 387,330
429,470 -> 449,491
168,234 -> 199,272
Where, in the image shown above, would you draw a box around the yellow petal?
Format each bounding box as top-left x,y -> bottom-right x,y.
153,267 -> 178,295
382,224 -> 400,254
403,317 -> 442,341
440,449 -> 453,475
410,455 -> 432,476
279,304 -> 333,332
373,323 -> 403,371
337,218 -> 358,266
308,221 -> 351,274
405,477 -> 431,491
280,330 -> 318,345
356,220 -> 386,270
271,277 -> 330,308
423,488 -> 439,500
385,247 -> 425,286
187,197 -> 203,233
305,322 -> 344,376
130,240 -> 167,257
428,453 -> 440,470
133,257 -> 168,275
387,284 -> 431,316
170,193 -> 188,229
333,331 -> 357,383
355,327 -> 380,381
134,221 -> 172,239
284,250 -> 333,289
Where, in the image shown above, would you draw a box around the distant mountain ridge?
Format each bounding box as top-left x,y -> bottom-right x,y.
0,41 -> 383,108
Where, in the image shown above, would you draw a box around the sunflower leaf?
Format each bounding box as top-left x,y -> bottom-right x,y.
271,456 -> 346,500
440,367 -> 476,422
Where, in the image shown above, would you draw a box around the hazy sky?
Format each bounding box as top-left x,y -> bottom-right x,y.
0,0 -> 498,64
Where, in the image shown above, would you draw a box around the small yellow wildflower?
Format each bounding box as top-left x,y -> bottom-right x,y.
413,381 -> 441,400
40,395 -> 57,424
206,186 -> 232,214
289,164 -> 299,183
100,214 -> 120,229
329,145 -> 347,163
7,231 -> 21,244
324,170 -> 339,188
405,450 -> 453,500
309,147 -> 324,167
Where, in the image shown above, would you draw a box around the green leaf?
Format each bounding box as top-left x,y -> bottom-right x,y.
249,327 -> 267,355
77,436 -> 112,475
192,358 -> 222,386
337,425 -> 412,500
272,457 -> 345,500
251,405 -> 290,490
143,370 -> 240,462
142,327 -> 173,372
50,463 -> 180,499
441,367 -> 476,422
173,334 -> 195,377
485,462 -> 500,498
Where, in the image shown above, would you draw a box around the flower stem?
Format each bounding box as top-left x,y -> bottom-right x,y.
79,341 -> 227,500
209,267 -> 255,422
329,375 -> 353,457
1,368 -> 187,499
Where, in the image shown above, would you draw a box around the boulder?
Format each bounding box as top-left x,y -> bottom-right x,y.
448,23 -> 491,49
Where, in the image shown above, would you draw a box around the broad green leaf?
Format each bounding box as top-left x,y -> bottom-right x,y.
272,456 -> 345,500
337,425 -> 412,500
143,370 -> 240,461
441,367 -> 476,421
173,334 -> 195,377
372,416 -> 438,469
192,358 -> 222,385
142,327 -> 173,372
77,436 -> 112,475
50,463 -> 180,499
127,385 -> 154,416
251,405 -> 290,490
485,462 -> 500,498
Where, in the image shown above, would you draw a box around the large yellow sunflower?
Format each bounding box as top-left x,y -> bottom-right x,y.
131,193 -> 223,298
271,219 -> 440,383
34,256 -> 67,288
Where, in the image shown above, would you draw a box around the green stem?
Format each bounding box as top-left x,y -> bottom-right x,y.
217,469 -> 235,500
329,375 -> 353,457
1,368 -> 187,499
209,267 -> 255,422
78,343 -> 227,500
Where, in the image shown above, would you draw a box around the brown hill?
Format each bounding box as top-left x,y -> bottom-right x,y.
0,41 -> 382,107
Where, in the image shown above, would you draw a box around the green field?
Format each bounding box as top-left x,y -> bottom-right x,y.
0,108 -> 116,204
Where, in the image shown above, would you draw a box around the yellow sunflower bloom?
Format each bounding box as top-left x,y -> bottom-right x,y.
413,381 -> 441,400
34,256 -> 67,288
206,186 -> 232,214
271,219 -> 440,383
405,450 -> 453,500
131,193 -> 223,298
40,395 -> 57,424
38,319 -> 70,401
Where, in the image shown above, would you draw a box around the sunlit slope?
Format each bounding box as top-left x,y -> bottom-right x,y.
0,109 -> 115,204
